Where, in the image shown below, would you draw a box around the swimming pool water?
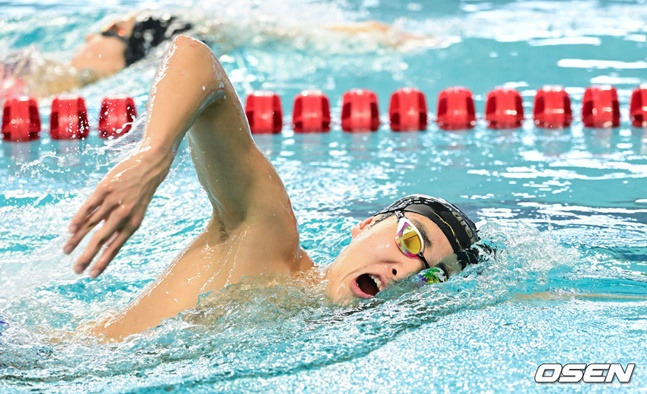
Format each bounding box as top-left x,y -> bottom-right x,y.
1,0 -> 646,392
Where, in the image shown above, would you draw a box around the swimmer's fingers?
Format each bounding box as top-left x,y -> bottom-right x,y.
64,200 -> 118,254
73,206 -> 134,276
90,230 -> 130,278
68,192 -> 105,233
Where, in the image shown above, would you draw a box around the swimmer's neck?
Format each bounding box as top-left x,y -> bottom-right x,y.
285,246 -> 339,291
293,248 -> 325,284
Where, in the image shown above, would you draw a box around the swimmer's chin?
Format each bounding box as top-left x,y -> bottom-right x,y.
324,281 -> 358,305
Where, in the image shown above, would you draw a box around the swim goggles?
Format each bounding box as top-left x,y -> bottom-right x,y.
100,22 -> 129,44
394,210 -> 450,285
394,210 -> 431,269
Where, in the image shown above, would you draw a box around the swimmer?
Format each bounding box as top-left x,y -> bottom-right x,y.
1,12 -> 435,101
1,12 -> 193,100
63,36 -> 479,341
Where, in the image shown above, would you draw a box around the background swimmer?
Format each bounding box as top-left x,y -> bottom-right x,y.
62,35 -> 478,341
1,12 -> 191,99
0,10 -> 435,101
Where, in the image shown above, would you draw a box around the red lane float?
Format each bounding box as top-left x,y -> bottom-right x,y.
50,96 -> 90,140
292,90 -> 331,133
341,89 -> 380,132
1,96 -> 41,142
389,88 -> 427,131
485,88 -> 524,129
98,96 -> 137,139
4,84 -> 646,144
533,86 -> 572,128
436,87 -> 476,130
582,86 -> 620,128
630,85 -> 647,128
245,91 -> 282,134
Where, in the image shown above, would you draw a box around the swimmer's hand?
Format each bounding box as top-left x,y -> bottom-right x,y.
63,146 -> 172,277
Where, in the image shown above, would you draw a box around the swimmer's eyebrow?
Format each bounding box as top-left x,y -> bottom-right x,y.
411,217 -> 433,252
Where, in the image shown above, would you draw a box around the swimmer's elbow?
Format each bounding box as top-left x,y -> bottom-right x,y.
173,35 -> 206,51
172,35 -> 216,66
169,35 -> 224,97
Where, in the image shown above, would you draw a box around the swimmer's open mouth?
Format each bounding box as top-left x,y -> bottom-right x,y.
354,273 -> 383,298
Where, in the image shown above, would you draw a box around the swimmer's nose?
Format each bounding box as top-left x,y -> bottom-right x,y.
85,33 -> 97,42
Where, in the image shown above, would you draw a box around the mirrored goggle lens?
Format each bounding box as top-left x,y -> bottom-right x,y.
396,220 -> 423,256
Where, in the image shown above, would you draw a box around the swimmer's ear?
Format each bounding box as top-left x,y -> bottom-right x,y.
351,217 -> 375,238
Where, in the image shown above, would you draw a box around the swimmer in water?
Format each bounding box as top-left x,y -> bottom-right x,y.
1,12 -> 193,99
63,36 -> 479,341
1,11 -> 436,100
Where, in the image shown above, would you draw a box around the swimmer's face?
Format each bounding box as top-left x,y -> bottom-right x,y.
325,213 -> 453,304
70,15 -> 136,77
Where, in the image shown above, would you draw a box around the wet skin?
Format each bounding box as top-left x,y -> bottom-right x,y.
326,213 -> 453,304
69,16 -> 136,77
63,36 -> 454,341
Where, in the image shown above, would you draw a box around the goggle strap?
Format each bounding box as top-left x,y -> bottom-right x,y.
100,30 -> 129,44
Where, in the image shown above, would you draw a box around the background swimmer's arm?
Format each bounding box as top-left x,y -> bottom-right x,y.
203,18 -> 435,51
323,21 -> 437,49
324,20 -> 391,34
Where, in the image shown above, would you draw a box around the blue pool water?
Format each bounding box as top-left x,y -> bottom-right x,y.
1,0 -> 646,392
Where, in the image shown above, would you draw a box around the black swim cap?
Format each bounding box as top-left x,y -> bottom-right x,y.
124,14 -> 193,66
377,194 -> 480,268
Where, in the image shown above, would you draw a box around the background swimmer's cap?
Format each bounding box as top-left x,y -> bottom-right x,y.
125,14 -> 193,66
377,194 -> 480,269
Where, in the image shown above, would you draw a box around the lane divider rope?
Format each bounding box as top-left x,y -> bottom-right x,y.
1,84 -> 646,142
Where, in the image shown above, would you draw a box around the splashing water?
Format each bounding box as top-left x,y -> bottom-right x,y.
2,0 -> 647,391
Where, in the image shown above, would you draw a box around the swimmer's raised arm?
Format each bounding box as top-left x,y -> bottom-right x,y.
64,35 -> 295,279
